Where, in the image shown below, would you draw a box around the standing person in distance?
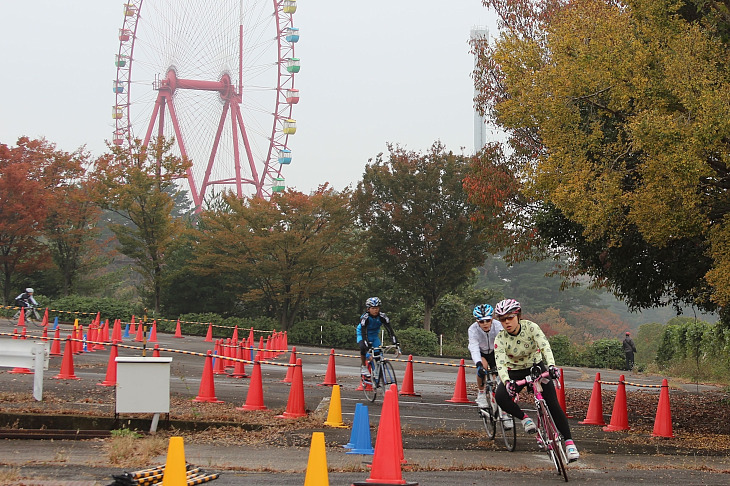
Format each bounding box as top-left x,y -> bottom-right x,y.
493,298 -> 580,462
623,331 -> 637,371
356,297 -> 399,377
468,304 -> 504,408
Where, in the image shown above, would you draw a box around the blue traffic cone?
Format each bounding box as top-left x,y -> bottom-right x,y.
344,403 -> 363,449
346,403 -> 374,455
53,316 -> 59,330
123,322 -> 130,338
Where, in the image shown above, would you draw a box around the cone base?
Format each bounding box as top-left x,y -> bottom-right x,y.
324,421 -> 348,428
53,375 -> 80,380
346,447 -> 374,455
192,397 -> 224,403
276,411 -> 307,419
603,424 -> 629,432
399,392 -> 421,397
446,398 -> 473,404
652,431 -> 675,438
237,404 -> 267,411
579,418 -> 606,426
9,368 -> 33,374
352,481 -> 418,486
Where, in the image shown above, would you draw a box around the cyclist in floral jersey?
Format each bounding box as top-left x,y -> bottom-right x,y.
493,298 -> 579,462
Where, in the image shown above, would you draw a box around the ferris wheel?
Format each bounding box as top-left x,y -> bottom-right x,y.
112,0 -> 300,207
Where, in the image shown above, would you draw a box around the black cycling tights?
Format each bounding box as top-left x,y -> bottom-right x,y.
495,366 -> 572,441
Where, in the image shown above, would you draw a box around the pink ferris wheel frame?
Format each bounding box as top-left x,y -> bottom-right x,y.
113,0 -> 298,207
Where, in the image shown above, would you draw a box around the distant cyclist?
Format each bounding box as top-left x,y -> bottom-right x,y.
15,288 -> 38,310
493,298 -> 579,462
468,304 -> 504,408
357,297 -> 399,377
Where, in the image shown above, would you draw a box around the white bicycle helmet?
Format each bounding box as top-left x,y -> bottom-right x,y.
495,299 -> 521,317
25,288 -> 34,293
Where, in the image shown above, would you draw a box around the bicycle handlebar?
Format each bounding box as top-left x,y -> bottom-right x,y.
514,369 -> 551,387
368,344 -> 401,359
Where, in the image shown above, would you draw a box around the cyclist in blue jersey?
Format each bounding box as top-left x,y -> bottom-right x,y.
357,297 -> 398,377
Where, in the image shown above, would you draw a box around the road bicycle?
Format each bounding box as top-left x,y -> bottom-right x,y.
13,305 -> 42,326
478,369 -> 516,451
514,366 -> 569,482
361,344 -> 400,402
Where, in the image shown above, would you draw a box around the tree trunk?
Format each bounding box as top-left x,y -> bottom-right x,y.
423,302 -> 433,332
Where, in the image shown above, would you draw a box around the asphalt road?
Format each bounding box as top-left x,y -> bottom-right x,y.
0,317 -> 728,485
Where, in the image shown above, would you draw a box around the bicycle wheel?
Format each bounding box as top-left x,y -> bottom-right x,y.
540,403 -> 568,482
381,361 -> 397,389
498,408 -> 517,451
28,308 -> 42,326
480,407 -> 496,440
363,363 -> 377,402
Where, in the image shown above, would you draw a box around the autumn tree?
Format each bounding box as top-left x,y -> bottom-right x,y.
193,187 -> 364,330
0,142 -> 49,303
353,142 -> 491,332
469,0 -> 730,319
91,138 -> 190,313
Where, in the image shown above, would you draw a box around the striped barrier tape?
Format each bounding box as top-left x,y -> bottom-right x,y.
598,379 -> 664,388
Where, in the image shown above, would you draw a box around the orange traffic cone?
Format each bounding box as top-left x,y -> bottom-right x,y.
352,386 -> 418,486
153,344 -> 161,358
580,372 -> 606,425
129,316 -> 136,336
556,367 -> 572,417
112,319 -> 122,343
446,359 -> 472,403
204,323 -> 213,342
16,308 -> 25,327
319,349 -> 338,386
229,344 -> 248,378
238,360 -> 267,411
390,384 -> 406,464
603,375 -> 629,431
173,319 -> 183,338
149,320 -> 158,342
134,321 -> 144,342
41,324 -> 48,341
98,341 -> 119,386
41,308 -> 49,327
231,325 -> 239,344
193,351 -> 224,403
652,379 -> 674,438
50,327 -> 62,356
54,337 -> 80,380
213,341 -> 226,375
277,358 -> 307,419
281,346 -> 297,383
399,355 -> 420,397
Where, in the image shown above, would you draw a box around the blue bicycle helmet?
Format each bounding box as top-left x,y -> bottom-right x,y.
473,304 -> 494,321
365,297 -> 382,308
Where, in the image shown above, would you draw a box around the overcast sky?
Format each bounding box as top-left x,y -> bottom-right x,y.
0,1 -> 499,194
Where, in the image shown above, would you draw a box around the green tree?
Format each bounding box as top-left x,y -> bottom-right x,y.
193,187 -> 364,330
470,0 -> 730,319
91,138 -> 190,313
353,142 -> 491,331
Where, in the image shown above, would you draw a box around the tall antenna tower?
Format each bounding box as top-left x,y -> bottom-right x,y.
470,26 -> 489,154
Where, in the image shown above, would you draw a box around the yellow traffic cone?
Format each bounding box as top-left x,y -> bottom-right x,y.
162,436 -> 187,485
304,432 -> 329,486
324,384 -> 347,428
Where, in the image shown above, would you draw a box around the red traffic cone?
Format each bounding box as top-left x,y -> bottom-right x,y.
16,307 -> 25,327
652,379 -> 674,438
238,360 -> 267,411
580,372 -> 606,425
41,325 -> 48,341
281,346 -> 297,383
148,320 -> 158,342
277,358 -> 307,419
98,341 -> 119,386
352,386 -> 418,486
50,327 -> 62,356
399,355 -> 420,397
153,344 -> 161,357
112,319 -> 122,343
129,316 -> 136,336
173,319 -> 183,338
603,375 -> 629,431
446,359 -> 472,403
556,367 -> 572,418
193,351 -> 224,403
213,341 -> 227,375
54,337 -> 80,380
134,321 -> 144,342
204,323 -> 213,342
319,348 -> 338,386
229,344 -> 248,378
41,308 -> 49,328
390,384 -> 406,464
231,325 -> 239,344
